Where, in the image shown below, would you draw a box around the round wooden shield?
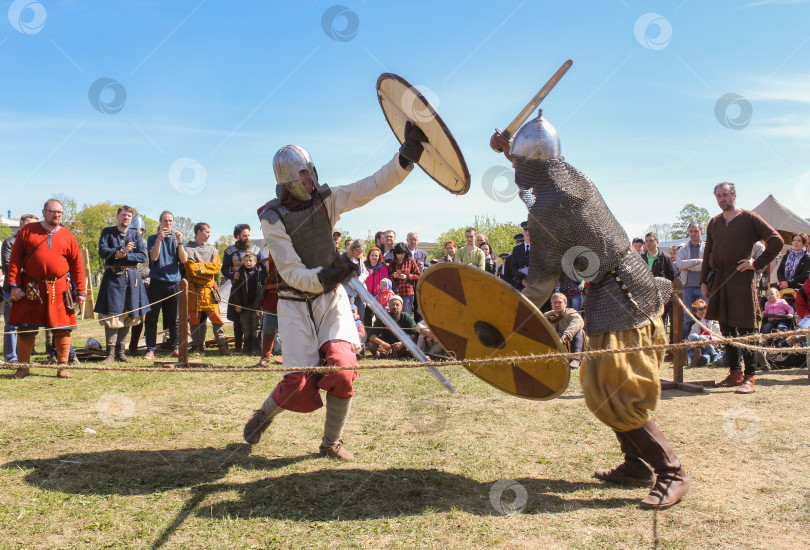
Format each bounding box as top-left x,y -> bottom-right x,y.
377,73 -> 471,195
417,264 -> 570,400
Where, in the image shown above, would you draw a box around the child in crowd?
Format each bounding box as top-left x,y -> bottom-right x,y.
761,286 -> 794,334
377,278 -> 394,310
256,255 -> 279,366
351,304 -> 366,359
230,252 -> 265,355
687,298 -> 719,367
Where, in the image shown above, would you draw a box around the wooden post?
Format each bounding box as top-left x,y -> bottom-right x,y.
660,278 -> 715,393
178,279 -> 189,364
154,278 -> 211,368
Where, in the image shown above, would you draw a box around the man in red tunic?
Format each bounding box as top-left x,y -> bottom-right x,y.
7,198 -> 86,378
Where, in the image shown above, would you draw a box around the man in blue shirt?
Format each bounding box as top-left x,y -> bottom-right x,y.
143,211 -> 188,359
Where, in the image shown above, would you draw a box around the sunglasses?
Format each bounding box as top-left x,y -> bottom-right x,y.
694,306 -> 707,311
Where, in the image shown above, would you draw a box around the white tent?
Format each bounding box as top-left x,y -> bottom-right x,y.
752,194 -> 810,242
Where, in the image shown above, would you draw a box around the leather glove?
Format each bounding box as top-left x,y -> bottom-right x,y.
398,120 -> 429,167
317,253 -> 358,292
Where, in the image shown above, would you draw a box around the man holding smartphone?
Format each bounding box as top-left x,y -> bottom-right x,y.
143,211 -> 187,359
94,205 -> 150,362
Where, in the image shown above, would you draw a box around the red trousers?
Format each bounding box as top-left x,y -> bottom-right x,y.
272,340 -> 357,413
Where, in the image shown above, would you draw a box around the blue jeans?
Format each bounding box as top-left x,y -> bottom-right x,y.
687,333 -> 717,365
3,292 -> 17,361
682,286 -> 705,339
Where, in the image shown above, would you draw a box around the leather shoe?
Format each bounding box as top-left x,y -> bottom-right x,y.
717,369 -> 744,387
735,374 -> 755,394
243,409 -> 273,444
12,367 -> 30,379
319,440 -> 354,461
56,367 -> 72,378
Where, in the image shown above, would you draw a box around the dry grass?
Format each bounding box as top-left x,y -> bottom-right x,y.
1,318 -> 810,549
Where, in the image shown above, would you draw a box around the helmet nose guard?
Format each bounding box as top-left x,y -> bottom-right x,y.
273,145 -> 319,201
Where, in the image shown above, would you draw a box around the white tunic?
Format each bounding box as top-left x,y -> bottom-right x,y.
261,153 -> 412,369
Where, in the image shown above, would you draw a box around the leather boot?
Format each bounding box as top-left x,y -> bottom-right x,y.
114,328 -> 131,363
190,324 -> 205,355
115,342 -> 132,363
623,419 -> 690,509
56,365 -> 72,378
243,409 -> 273,444
319,440 -> 354,461
213,324 -> 232,356
735,374 -> 755,394
102,328 -> 117,364
594,431 -> 655,486
255,332 -> 274,367
12,367 -> 30,379
716,369 -> 744,387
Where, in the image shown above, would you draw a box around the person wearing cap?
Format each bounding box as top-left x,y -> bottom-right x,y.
504,221 -> 530,289
632,237 -> 644,255
332,231 -> 342,251
221,224 -> 264,354
366,294 -> 417,358
497,252 -> 510,280
388,242 -> 420,314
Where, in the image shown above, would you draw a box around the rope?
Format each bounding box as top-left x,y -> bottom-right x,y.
0,291 -> 182,336
4,319 -> 809,374
6,286 -> 809,374
675,295 -> 810,354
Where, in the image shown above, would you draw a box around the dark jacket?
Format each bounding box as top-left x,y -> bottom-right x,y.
504,243 -> 530,288
776,249 -> 810,290
641,249 -> 675,281
231,264 -> 266,309
1,232 -> 17,293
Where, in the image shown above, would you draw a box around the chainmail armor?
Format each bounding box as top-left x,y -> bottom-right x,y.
515,158 -> 664,335
259,189 -> 336,291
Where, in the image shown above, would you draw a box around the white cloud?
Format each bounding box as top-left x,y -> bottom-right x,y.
750,76 -> 810,104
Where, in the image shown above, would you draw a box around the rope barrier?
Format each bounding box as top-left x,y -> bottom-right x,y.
5,282 -> 809,374
0,290 -> 182,336
675,295 -> 810,354
4,318 -> 809,374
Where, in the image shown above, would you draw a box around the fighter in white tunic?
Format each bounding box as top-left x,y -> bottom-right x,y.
243,122 -> 428,460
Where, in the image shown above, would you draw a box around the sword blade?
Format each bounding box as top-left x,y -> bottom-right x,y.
349,278 -> 456,394
501,59 -> 573,141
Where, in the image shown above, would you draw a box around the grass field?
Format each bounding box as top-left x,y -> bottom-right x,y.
1,318 -> 810,549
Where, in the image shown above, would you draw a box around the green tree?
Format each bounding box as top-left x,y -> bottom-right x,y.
172,216 -> 196,241
75,202 -> 119,274
645,223 -> 673,242
0,222 -> 12,241
432,215 -> 521,260
671,203 -> 711,240
213,235 -> 231,259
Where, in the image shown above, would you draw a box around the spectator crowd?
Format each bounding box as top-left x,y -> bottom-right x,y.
3,183 -> 809,388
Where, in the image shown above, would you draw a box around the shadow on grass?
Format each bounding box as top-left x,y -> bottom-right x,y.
3,443 -> 308,495
193,470 -> 638,521
5,447 -> 639,548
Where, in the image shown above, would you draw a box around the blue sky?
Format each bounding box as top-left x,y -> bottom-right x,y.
1,0 -> 809,246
